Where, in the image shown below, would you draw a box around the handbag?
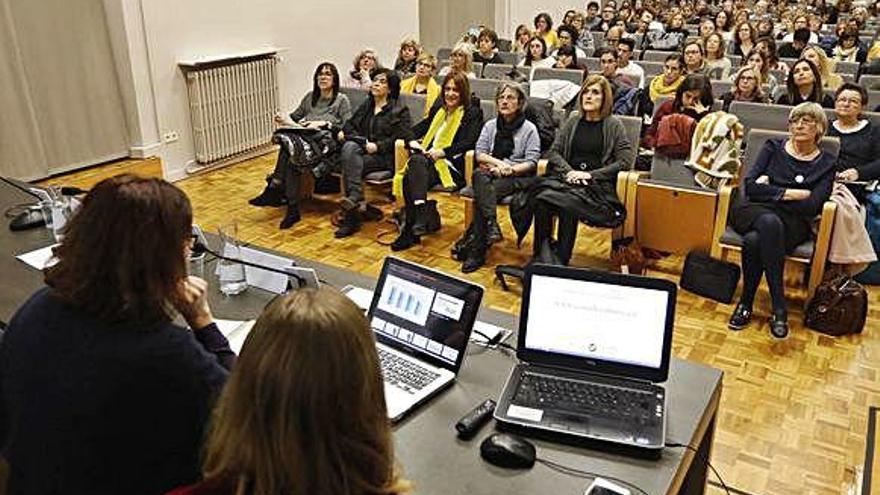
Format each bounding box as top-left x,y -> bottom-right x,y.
804,273 -> 867,336
679,251 -> 740,303
610,237 -> 646,275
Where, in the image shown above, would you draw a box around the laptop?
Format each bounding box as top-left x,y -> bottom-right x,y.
367,256 -> 484,422
494,264 -> 676,457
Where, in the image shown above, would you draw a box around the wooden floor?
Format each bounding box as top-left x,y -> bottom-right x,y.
56,152 -> 879,495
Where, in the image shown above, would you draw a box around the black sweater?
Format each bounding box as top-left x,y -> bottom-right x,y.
411,96 -> 484,165
0,288 -> 234,495
827,121 -> 880,181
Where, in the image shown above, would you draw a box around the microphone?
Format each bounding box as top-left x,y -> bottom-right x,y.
193,241 -> 306,288
60,186 -> 88,196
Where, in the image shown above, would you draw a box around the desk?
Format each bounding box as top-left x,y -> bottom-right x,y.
0,179 -> 722,494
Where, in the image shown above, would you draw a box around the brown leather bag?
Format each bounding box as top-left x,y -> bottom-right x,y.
804,274 -> 868,336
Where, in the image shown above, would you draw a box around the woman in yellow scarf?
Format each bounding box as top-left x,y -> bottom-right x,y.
391,71 -> 483,251
400,53 -> 441,118
649,53 -> 686,103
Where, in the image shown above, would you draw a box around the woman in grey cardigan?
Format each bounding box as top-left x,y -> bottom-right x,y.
249,63 -> 352,229
533,74 -> 633,265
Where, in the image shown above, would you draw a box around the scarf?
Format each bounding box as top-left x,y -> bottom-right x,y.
492,112 -> 527,160
833,45 -> 859,62
650,75 -> 684,103
400,76 -> 441,117
392,105 -> 464,197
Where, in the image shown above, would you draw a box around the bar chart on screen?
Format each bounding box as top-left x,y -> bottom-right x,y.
377,275 -> 435,326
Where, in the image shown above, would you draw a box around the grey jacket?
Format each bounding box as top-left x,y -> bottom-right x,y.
547,113 -> 633,181
289,92 -> 352,126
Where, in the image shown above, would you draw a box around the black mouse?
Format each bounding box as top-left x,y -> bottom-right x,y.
9,208 -> 45,231
479,433 -> 536,469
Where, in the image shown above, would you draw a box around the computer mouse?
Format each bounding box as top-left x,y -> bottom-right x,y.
9,207 -> 45,231
479,433 -> 536,469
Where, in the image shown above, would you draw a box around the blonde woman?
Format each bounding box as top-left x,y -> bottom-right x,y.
438,43 -> 476,78
802,45 -> 844,91
168,288 -> 412,495
512,24 -> 533,55
400,53 -> 441,117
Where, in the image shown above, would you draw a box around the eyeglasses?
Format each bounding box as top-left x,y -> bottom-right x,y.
836,96 -> 863,105
417,62 -> 436,69
788,116 -> 817,126
497,94 -> 519,102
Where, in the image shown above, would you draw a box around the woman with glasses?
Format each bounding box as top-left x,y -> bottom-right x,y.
683,40 -> 708,75
741,49 -> 779,96
720,66 -> 770,111
649,53 -> 686,103
828,83 -> 880,196
534,12 -> 559,50
393,38 -> 422,77
775,59 -> 834,108
438,43 -> 476,79
343,49 -> 381,90
755,37 -> 789,80
400,54 -> 441,118
458,83 -> 540,273
732,21 -> 756,57
727,102 -> 836,340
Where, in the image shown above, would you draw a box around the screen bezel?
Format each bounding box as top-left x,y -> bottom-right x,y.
517,264 -> 676,383
368,256 -> 484,372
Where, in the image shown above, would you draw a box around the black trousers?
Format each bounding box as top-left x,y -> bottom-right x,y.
533,200 -> 580,265
339,141 -> 391,203
402,154 -> 441,206
268,147 -> 302,208
739,212 -> 788,316
470,169 -> 531,244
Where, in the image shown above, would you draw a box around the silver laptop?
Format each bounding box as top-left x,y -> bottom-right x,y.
368,256 -> 484,422
494,264 -> 676,457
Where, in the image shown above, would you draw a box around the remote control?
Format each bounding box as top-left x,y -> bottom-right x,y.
455,399 -> 497,439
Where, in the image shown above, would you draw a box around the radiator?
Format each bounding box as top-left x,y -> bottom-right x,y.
184,55 -> 279,164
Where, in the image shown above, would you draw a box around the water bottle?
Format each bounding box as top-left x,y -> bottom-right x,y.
218,222 -> 247,296
51,197 -> 70,242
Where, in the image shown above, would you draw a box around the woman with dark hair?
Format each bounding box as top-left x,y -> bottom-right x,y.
775,59 -> 834,108
250,62 -> 352,228
714,10 -> 733,41
518,35 -> 555,70
391,71 -> 483,251
393,38 -> 422,76
755,36 -> 789,79
728,103 -> 836,339
168,288 -> 411,495
343,49 -> 381,89
528,74 -> 633,266
832,27 -> 867,63
534,12 -> 558,50
649,53 -> 686,103
553,44 -> 579,69
733,21 -> 756,57
828,83 -> 880,194
643,73 -> 714,149
458,83 -> 540,273
335,68 -> 413,238
683,39 -> 708,75
0,175 -> 234,494
473,28 -> 505,68
720,66 -> 770,111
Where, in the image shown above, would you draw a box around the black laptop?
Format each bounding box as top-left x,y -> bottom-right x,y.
494,264 -> 676,457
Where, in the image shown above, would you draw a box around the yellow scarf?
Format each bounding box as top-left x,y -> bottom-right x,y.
400,76 -> 441,117
393,105 -> 464,198
649,75 -> 684,103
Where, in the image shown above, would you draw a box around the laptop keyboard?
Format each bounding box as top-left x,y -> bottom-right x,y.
514,371 -> 662,423
378,347 -> 441,394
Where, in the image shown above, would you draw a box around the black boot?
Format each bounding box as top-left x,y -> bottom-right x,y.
461,245 -> 487,273
411,203 -> 429,236
334,210 -> 361,238
391,206 -> 420,251
279,205 -> 301,229
486,218 -> 503,244
769,310 -> 789,340
249,182 -> 285,207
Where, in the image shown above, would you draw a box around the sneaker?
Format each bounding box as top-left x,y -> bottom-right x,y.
334,211 -> 361,238
727,303 -> 753,330
279,207 -> 301,229
249,186 -> 285,207
486,218 -> 503,244
769,313 -> 789,340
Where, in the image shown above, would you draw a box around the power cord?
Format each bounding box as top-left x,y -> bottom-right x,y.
665,442 -> 731,495
534,457 -> 650,495
471,328 -> 517,353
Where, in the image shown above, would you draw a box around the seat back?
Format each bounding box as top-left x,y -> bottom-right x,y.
869,90 -> 880,111
861,74 -> 880,90
836,60 -> 859,75
619,115 -> 642,169
639,61 -> 666,77
437,47 -> 453,61
712,80 -> 734,96
481,63 -> 521,81
583,57 -> 601,72
729,101 -> 792,132
340,87 -> 369,110
496,51 -> 520,65
531,67 -> 584,85
642,50 -> 670,62
480,100 -> 497,121
741,129 -> 841,191
729,55 -> 742,67
398,93 -> 427,124
649,154 -> 697,186
470,78 -> 505,100
497,39 -> 512,52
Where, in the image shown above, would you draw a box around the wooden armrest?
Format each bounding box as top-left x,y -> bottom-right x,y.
807,200 -> 837,298
537,159 -> 549,177
394,139 -> 407,173
709,185 -> 734,258
465,151 -> 475,187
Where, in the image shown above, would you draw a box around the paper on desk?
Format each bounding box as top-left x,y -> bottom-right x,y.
341,285 -> 512,345
215,318 -> 256,355
16,244 -> 59,270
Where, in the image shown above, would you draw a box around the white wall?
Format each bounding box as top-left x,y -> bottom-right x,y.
496,0 -> 580,39
117,0 -> 419,180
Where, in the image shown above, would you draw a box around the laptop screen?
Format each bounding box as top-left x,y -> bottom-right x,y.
519,266 -> 676,382
368,257 -> 483,370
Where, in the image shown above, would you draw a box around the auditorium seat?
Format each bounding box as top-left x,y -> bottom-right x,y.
531,67 -> 584,85
710,129 -> 840,299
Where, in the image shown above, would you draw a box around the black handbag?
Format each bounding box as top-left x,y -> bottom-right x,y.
679,251 -> 741,303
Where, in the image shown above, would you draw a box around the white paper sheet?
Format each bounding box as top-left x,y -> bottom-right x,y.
215,318 -> 256,355
15,244 -> 59,270
218,245 -> 296,294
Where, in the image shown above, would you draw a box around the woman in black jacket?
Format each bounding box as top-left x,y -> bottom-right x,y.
0,175 -> 234,495
335,68 -> 413,238
532,74 -> 633,266
391,71 -> 483,251
828,83 -> 880,199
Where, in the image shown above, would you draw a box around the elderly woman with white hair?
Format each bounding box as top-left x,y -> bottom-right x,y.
727,102 -> 836,340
